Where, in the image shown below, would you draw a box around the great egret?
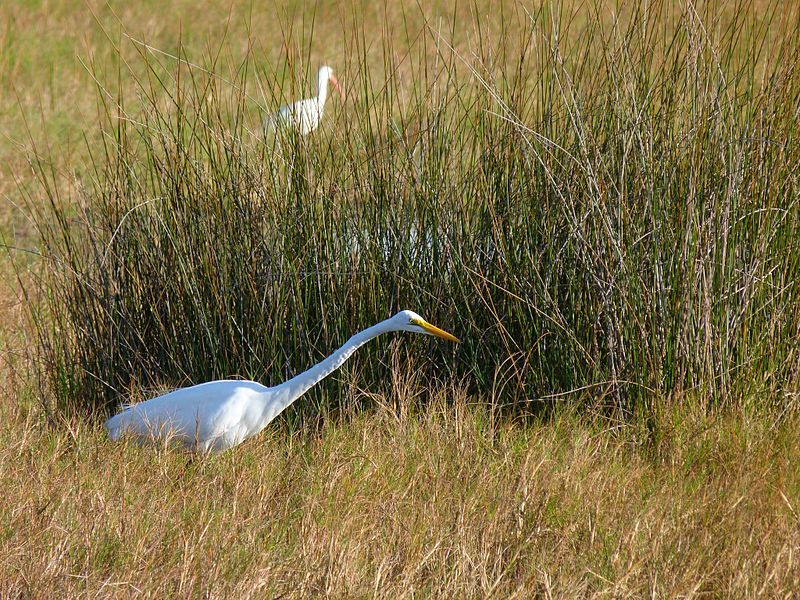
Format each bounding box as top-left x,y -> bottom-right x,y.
105,310 -> 458,452
266,65 -> 343,135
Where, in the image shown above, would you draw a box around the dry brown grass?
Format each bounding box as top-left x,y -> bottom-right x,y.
1,383 -> 799,597
2,1 -> 800,597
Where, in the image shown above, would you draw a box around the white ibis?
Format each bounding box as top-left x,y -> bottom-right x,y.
266,65 -> 343,136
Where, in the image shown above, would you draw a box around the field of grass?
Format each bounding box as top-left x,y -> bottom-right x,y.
2,0 -> 800,596
2,385 -> 799,597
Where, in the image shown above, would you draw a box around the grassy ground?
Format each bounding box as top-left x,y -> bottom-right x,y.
2,0 -> 800,597
2,385 -> 799,597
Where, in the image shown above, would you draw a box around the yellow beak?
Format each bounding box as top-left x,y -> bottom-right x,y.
417,319 -> 460,343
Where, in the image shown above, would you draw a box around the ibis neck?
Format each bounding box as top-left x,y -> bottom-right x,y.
317,74 -> 329,108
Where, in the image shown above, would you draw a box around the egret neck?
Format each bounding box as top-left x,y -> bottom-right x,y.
275,320 -> 388,406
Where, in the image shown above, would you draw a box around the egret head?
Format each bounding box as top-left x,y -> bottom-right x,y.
319,65 -> 343,98
391,310 -> 460,343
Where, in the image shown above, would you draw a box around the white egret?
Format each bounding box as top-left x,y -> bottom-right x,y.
266,65 -> 343,135
105,310 -> 458,452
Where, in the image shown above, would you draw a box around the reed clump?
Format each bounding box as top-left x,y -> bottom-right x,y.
22,0 -> 800,419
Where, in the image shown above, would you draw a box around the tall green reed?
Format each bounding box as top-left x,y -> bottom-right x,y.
22,0 -> 800,419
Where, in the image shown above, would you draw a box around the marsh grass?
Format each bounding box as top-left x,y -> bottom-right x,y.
1,380 -> 799,597
17,0 -> 800,420
3,1 -> 800,597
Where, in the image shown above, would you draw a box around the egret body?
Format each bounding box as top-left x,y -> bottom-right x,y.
105,310 -> 458,452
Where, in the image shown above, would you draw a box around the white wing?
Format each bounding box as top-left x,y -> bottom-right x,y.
105,380 -> 272,451
265,98 -> 322,136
